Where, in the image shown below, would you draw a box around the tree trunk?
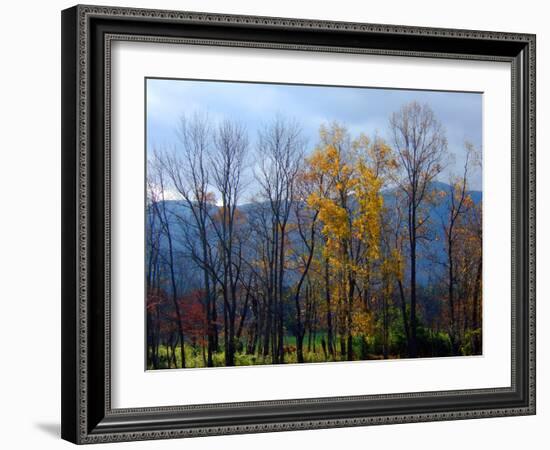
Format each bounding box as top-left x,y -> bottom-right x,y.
201,237 -> 214,367
472,256 -> 482,353
211,284 -> 219,352
325,258 -> 335,358
277,225 -> 286,364
448,234 -> 459,355
340,335 -> 346,359
409,204 -> 418,358
397,279 -> 410,356
296,333 -> 304,363
346,273 -> 355,361
166,231 -> 186,368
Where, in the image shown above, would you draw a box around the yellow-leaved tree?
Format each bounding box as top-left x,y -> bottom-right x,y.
304,122 -> 394,360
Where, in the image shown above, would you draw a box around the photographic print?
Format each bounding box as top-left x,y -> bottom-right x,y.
145,78 -> 483,370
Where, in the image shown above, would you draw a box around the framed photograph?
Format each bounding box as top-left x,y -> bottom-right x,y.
61,4 -> 536,444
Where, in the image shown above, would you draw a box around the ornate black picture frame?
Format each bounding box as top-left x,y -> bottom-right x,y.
61,4 -> 536,444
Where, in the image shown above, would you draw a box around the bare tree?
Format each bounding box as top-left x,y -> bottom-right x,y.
246,200 -> 276,360
148,152 -> 187,368
160,113 -> 218,367
440,142 -> 481,354
209,119 -> 249,366
291,174 -> 319,363
146,175 -> 163,368
442,143 -> 472,353
255,117 -> 305,363
389,101 -> 447,357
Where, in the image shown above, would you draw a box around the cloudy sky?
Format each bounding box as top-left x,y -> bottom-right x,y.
146,78 -> 482,192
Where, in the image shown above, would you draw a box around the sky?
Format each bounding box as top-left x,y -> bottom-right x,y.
146,78 -> 483,192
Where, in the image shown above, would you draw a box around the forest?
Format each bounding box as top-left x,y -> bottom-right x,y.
146,100 -> 482,369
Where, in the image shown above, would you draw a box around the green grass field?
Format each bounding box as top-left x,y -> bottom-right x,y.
147,332 -> 391,369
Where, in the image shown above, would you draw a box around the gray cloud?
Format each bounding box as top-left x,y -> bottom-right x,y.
147,78 -> 482,190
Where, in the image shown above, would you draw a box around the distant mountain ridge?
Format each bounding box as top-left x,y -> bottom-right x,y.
154,181 -> 482,287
